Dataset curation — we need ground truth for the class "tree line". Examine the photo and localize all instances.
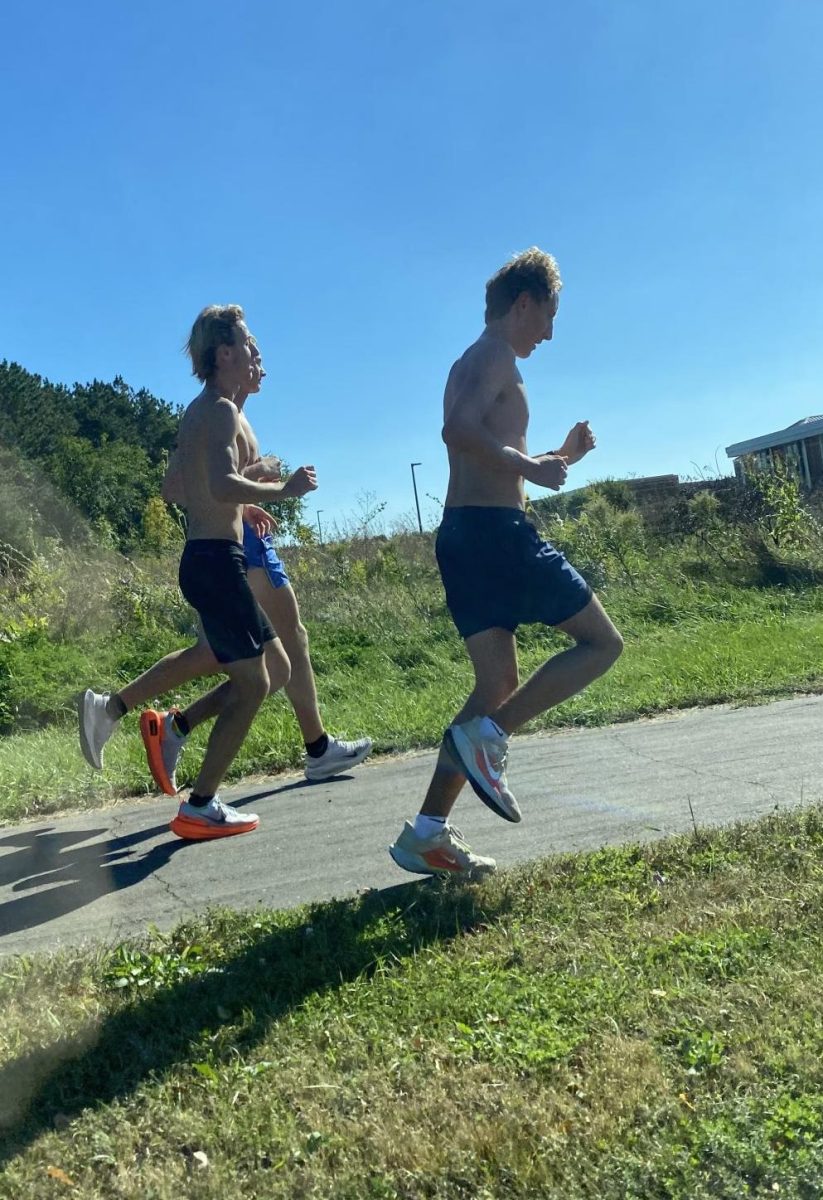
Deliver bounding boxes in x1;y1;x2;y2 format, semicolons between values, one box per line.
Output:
0;360;309;555
0;360;181;552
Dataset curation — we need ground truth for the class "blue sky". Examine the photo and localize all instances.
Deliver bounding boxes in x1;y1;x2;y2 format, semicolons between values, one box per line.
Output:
2;1;821;534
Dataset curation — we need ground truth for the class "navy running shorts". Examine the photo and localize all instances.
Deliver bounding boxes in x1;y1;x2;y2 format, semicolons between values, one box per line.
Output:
242;523;290;589
436;506;592;640
178;539;275;663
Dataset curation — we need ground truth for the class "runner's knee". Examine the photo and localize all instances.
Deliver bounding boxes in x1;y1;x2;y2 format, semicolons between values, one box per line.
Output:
602;626;624;664
569;617;623;668
589;625;623;666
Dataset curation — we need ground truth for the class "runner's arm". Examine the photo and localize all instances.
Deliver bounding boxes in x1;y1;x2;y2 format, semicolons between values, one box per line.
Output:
208;402;302;503
442;342;559;483
243;455;282;482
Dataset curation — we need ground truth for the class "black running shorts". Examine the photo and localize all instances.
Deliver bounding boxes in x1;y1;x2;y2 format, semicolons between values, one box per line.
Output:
178;539;275;663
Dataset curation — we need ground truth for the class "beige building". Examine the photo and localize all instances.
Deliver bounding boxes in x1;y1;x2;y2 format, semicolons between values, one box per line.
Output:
726;416;823;490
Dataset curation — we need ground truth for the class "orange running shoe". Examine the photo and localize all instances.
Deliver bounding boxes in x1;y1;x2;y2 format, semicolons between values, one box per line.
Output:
140;708;186;796
169;795;260;840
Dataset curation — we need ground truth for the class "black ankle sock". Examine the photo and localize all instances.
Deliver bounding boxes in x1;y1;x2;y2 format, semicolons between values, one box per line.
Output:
106;694;128;720
188;792;213;808
172;712;191;737
305;733;329;758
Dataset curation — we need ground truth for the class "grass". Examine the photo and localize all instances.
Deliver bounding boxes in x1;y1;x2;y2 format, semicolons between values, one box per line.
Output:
1;806;823;1197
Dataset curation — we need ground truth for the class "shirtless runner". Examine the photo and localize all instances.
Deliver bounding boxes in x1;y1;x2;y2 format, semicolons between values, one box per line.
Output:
390;248;624;876
79;340;369;797
81;305;317;839
137;339;372;793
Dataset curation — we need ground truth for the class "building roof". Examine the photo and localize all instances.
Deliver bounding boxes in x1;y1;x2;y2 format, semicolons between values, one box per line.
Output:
726;416;823;458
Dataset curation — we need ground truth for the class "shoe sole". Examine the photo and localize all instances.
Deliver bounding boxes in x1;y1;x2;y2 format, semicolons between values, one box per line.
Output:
140;710;177;796
304;741;373;782
170;814;259;841
78;690;102;770
443;727;522;823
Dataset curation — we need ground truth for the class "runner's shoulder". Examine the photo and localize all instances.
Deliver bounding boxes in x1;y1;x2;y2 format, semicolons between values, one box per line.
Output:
454;334;515;384
203;395;242;437
469;332;514;366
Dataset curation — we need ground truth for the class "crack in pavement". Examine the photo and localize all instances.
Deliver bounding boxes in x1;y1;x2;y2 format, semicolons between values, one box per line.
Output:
600;724;786;805
152;863;188;908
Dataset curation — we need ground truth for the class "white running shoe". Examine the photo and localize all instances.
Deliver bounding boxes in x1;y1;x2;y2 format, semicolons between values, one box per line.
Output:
304;734;373;781
78;689;118;770
170;796;260;840
444;717;521;823
389;821;496;877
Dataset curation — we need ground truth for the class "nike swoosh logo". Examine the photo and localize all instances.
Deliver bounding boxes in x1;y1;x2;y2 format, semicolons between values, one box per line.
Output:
424;850;461;871
477;746;501;783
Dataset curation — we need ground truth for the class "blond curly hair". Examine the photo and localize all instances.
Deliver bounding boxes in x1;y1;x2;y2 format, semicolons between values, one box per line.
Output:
485;248;562;322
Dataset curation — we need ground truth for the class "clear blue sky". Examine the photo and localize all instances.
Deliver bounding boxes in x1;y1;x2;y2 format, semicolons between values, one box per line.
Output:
2;1;821;534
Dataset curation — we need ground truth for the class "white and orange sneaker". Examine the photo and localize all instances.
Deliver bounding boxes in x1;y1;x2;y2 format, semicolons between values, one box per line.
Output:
170;795;259;841
389;822;496;878
444;717;521;823
140;709;187;796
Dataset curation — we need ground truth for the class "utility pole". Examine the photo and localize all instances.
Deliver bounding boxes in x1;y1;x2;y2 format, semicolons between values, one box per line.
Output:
316;510;324;544
410;462;423;534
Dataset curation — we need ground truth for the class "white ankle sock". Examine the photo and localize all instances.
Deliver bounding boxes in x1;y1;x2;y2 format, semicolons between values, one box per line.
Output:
413;814;447;839
478;715;506;740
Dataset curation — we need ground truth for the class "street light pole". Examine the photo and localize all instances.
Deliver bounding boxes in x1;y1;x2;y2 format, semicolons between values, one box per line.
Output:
410;462;423;534
316;510;324;544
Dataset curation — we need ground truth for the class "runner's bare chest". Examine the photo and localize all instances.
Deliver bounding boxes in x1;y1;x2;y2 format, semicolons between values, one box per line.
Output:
237;414;259;473
488;373;530;447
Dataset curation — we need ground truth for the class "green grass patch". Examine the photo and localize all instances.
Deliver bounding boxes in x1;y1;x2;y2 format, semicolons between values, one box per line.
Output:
1;807;823;1196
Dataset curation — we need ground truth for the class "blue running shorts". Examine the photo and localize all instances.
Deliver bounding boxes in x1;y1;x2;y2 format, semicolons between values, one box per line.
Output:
242;523;290;589
436;506;592;640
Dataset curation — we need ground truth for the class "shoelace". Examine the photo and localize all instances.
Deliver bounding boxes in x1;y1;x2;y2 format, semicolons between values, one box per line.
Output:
445;826;470;850
489;743;508;775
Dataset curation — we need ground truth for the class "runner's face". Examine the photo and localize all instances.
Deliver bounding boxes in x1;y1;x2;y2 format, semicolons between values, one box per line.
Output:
247;340;266;394
515;294;558;358
223;321;258;391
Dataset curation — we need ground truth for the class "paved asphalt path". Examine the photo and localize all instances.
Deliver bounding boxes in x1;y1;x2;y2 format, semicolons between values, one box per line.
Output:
1;695;821;957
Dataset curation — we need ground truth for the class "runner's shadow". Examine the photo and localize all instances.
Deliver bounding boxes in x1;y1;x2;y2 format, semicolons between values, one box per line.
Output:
0;824;186;940
0;874;511;1162
233;776;355;806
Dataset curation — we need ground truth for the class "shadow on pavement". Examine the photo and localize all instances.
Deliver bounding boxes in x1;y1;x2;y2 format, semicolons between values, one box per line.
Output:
0;824;187;940
0;774;358;942
233;774;355;807
0;873;512;1165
